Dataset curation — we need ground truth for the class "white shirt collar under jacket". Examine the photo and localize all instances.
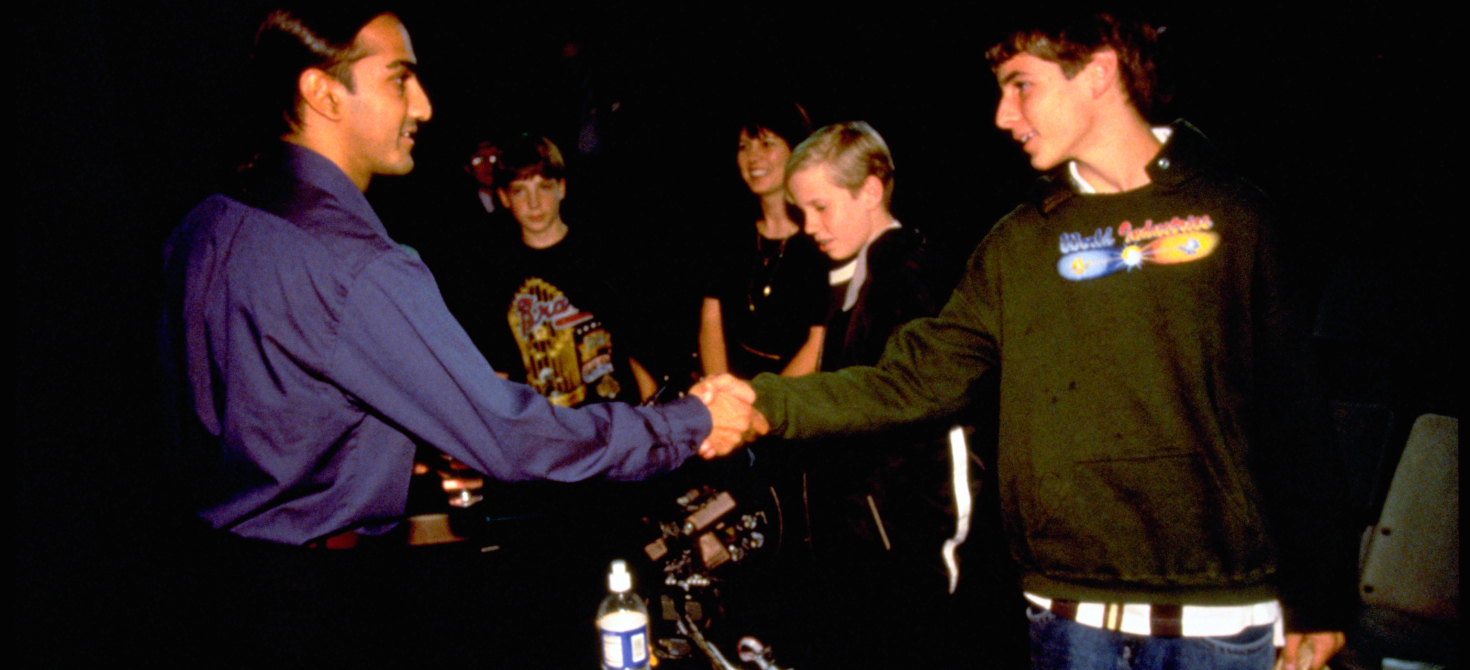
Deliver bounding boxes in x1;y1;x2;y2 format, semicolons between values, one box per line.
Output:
1067;126;1175;194
829;220;903;312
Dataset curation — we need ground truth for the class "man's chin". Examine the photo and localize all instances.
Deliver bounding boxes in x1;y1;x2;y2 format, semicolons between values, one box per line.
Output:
379;156;416;177
1028;150;1066;172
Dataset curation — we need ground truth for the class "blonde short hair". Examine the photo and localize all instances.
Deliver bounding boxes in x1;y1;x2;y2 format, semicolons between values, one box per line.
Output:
784;121;894;209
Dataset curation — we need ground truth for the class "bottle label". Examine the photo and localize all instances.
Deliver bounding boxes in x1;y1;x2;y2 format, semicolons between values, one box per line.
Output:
599;611;649;669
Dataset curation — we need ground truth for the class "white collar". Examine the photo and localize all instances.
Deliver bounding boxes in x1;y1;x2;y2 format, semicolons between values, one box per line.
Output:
1066;126;1173;194
829;220;902;312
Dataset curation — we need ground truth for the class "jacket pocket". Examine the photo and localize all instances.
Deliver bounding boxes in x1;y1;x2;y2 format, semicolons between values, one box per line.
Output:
1022;451;1275;588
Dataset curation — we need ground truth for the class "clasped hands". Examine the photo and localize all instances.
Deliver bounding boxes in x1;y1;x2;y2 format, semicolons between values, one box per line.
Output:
692;374;769;459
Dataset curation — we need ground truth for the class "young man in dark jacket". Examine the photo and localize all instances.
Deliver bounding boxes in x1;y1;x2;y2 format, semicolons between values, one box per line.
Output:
780;120;1025;667
702;11;1354;670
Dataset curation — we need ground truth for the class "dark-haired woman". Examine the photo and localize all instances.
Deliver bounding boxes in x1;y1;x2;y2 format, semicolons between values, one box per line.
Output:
699;108;828;380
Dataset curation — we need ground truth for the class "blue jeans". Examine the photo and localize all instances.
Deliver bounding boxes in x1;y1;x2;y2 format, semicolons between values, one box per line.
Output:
1028;605;1275;670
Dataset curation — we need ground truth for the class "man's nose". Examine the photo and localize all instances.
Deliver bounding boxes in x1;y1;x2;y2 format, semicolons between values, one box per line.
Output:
409;78;433;121
994;93;1016;130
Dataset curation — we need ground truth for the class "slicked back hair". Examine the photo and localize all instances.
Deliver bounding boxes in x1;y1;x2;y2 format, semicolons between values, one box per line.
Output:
984;11;1164;120
784;121;895;210
251;5;390;138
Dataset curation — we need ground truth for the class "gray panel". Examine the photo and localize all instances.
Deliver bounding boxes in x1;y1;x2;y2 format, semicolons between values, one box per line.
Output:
1360;414;1458;621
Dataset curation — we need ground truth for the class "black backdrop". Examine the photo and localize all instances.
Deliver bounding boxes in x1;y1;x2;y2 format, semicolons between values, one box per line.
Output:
19;2;1453;663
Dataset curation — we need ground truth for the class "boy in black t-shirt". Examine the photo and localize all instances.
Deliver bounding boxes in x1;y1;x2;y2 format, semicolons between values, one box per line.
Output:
475;135;655;406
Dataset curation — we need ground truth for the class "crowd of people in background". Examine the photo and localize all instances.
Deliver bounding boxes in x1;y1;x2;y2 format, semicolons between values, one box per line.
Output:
395;107;1024;666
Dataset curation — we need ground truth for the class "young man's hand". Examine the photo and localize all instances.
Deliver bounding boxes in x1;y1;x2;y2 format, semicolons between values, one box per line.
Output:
692;374;768;458
1279;631;1345;670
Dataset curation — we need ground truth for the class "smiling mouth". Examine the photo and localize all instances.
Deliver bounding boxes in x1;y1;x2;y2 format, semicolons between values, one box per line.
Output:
1018;131;1036;144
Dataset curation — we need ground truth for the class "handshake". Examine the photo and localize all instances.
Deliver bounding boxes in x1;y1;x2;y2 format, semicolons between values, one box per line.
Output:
692;374;770;459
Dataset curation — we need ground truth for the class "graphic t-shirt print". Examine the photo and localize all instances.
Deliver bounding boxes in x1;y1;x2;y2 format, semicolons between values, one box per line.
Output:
507;277;620;407
1056;214;1220;281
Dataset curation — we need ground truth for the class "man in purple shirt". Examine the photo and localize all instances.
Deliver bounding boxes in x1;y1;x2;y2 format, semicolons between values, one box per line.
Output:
160;8;754;662
164;6;749;545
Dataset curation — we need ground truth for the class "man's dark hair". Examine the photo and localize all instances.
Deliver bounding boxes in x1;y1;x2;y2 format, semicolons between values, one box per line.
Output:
736;100;813;153
250;5;390;139
985;11;1165;119
493;135;567;187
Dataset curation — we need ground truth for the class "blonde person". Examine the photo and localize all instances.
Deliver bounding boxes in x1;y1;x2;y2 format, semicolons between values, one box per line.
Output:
778;121;1023;667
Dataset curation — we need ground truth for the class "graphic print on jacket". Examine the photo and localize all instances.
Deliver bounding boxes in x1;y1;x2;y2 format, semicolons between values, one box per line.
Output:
508;276;620;406
1056;214;1219;281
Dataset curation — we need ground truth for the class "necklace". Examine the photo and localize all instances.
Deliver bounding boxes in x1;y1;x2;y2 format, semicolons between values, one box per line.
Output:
749;230;789;312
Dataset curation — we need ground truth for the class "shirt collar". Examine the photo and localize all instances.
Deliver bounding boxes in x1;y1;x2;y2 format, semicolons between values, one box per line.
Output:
830;220;902;312
274;142;391;238
1065;126;1174;194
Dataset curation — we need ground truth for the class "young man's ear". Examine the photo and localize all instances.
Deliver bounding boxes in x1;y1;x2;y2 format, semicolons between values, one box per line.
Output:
496;188;511;209
859;175;885;210
1085;49;1121;100
298;68;345;122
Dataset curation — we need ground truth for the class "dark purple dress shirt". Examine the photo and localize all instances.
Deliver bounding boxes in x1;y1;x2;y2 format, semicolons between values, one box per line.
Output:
162;143;709;545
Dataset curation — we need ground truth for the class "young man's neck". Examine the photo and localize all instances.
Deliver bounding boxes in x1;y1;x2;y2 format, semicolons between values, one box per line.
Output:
522;220;569;249
756;191;800;239
867;211;898;242
1069;113;1162;194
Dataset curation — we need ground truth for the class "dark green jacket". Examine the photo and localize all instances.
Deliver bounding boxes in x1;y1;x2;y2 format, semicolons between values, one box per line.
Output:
752;121;1354;631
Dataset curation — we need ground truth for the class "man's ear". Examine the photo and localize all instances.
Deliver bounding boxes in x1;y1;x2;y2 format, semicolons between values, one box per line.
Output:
298;68;344;122
496;188;511;209
1086;49;1121;100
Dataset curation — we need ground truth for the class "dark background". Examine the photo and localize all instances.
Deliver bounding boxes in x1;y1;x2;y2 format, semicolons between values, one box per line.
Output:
19;1;1453;663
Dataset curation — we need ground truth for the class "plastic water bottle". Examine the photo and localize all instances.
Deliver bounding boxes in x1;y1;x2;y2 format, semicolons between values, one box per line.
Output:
597;560;650;670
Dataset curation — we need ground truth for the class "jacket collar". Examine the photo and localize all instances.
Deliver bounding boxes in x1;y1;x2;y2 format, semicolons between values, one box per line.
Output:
1030;119;1216;215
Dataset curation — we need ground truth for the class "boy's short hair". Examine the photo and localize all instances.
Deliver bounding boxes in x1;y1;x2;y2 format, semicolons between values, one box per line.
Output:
735;101;813;152
984;11;1164;119
784;121;895;209
493;135;566;188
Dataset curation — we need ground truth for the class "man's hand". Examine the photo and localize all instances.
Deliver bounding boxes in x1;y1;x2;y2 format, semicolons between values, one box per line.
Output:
1279;631;1345;670
691;374;768;458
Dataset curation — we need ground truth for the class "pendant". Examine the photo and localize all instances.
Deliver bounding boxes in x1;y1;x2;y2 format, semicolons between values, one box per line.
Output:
762;285;772;297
